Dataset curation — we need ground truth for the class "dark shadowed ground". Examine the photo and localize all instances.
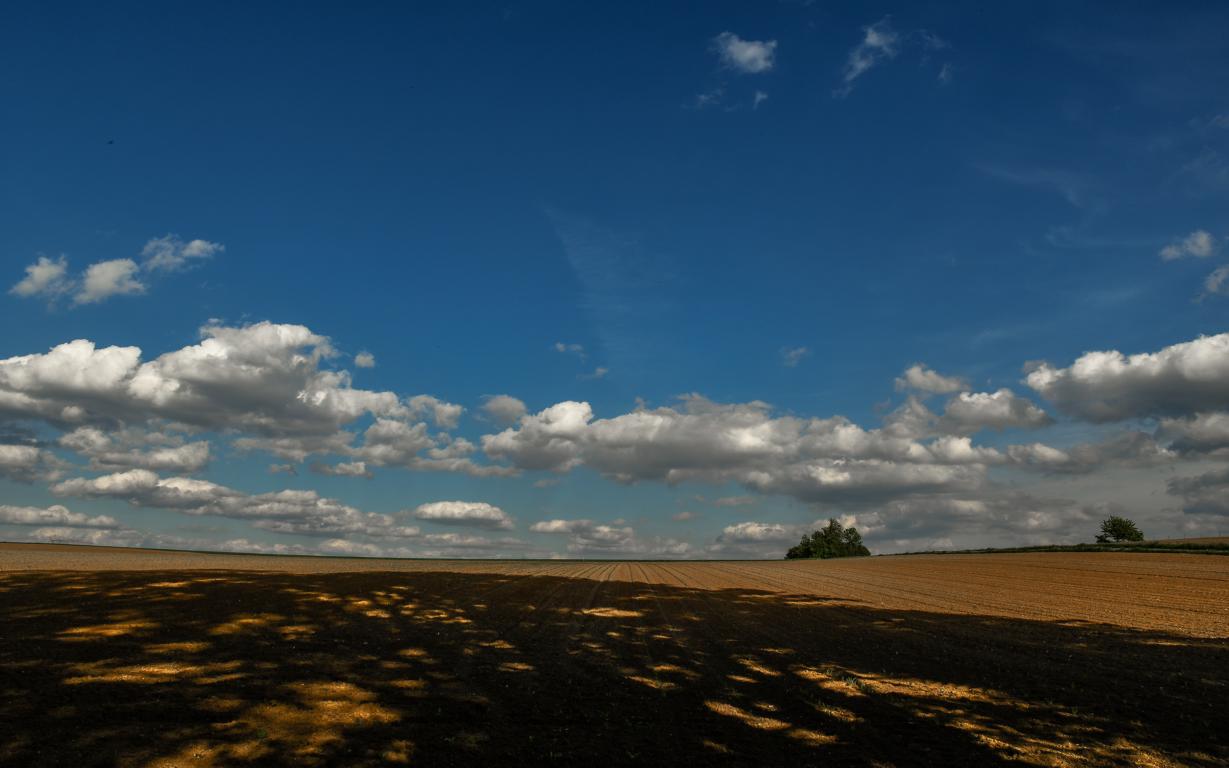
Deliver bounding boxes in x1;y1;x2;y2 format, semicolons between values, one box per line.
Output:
0;547;1226;766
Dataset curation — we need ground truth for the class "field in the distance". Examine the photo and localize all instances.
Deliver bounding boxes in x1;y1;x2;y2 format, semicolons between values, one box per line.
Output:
1;544;1226;766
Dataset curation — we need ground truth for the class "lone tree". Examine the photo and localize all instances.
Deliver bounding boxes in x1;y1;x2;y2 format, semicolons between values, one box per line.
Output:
1096;515;1144;543
786;518;871;559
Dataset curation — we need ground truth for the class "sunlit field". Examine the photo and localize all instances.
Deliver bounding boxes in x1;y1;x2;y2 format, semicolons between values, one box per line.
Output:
2;544;1225;766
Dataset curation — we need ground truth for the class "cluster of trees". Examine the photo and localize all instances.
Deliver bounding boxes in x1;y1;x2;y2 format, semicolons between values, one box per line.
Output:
1096;515;1144;543
786;519;870;559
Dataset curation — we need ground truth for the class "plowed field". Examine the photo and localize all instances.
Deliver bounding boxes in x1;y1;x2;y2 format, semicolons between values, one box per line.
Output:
1;544;1226;766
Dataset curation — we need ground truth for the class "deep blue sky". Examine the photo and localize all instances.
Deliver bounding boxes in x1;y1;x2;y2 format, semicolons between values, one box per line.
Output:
2;2;1228;557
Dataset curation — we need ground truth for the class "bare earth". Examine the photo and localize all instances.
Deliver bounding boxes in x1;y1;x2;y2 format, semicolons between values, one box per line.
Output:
1;544;1226;766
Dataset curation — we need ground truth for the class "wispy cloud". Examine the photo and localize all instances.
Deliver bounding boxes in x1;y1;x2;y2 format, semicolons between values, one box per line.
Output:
836;18;899;96
835;18;954;97
1159;229;1217;260
780;346;810;367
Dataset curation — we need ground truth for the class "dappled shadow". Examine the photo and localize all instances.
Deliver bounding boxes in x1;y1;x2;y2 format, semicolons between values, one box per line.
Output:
1;567;1226;766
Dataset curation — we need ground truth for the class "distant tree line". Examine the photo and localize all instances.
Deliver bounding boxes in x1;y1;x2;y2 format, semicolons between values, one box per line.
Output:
786;519;871;559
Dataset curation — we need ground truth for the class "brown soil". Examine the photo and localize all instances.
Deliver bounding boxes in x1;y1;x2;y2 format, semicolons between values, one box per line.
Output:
1;543;1226;766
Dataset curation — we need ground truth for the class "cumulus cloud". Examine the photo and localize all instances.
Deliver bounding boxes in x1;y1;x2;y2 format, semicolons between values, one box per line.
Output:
413;501;513;530
781;346;810;367
58;427;210;473
74;259;144;304
0;504;117;528
712;32;777;74
530;517;688;557
24;526;150;548
1158;412;1229;456
895;364;967;394
10;256;71;299
1159;230;1217;260
0;443;64;483
12;235;224;308
483;395;999;506
1006;431;1173;474
480;395;527;426
938;389;1053;434
140;235;224;272
408;395;463;429
0;321;504;477
354;351;376;368
51;469;421;539
1026;333;1229;422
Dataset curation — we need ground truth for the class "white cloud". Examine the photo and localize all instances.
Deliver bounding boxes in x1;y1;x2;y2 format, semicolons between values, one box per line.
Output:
938;389;1053;434
719;521;795;542
483;396;996;505
141;234;225;272
713;495;757;507
12;235;223;308
530;519;594;533
74;259;144;305
753;90;769;109
10;255;70;298
895;364;967;394
354;351;376;368
1159;229;1217;260
839;18;899;92
1026;332;1229;422
413;501;513;530
712;32;777;74
579;366;609;380
0;321;505;477
0;503;117;528
481;395;527;426
781;346;810;367
554;342;585;357
938;63;953;84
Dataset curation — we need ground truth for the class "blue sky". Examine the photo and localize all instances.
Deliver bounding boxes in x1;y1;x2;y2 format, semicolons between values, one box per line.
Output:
2;2;1228;557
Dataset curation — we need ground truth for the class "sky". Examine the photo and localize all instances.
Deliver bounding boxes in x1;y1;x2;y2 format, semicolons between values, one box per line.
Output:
2;1;1229;558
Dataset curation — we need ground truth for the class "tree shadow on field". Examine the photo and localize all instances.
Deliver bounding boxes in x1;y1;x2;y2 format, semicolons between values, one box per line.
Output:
0;568;1225;767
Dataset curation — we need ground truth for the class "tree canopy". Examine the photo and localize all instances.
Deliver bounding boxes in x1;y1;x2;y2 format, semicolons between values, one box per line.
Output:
786;519;871;559
1095;515;1144;543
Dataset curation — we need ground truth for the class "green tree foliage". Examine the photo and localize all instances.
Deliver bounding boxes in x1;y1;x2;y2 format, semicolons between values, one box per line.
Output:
1095;515;1144;543
786;518;871;559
